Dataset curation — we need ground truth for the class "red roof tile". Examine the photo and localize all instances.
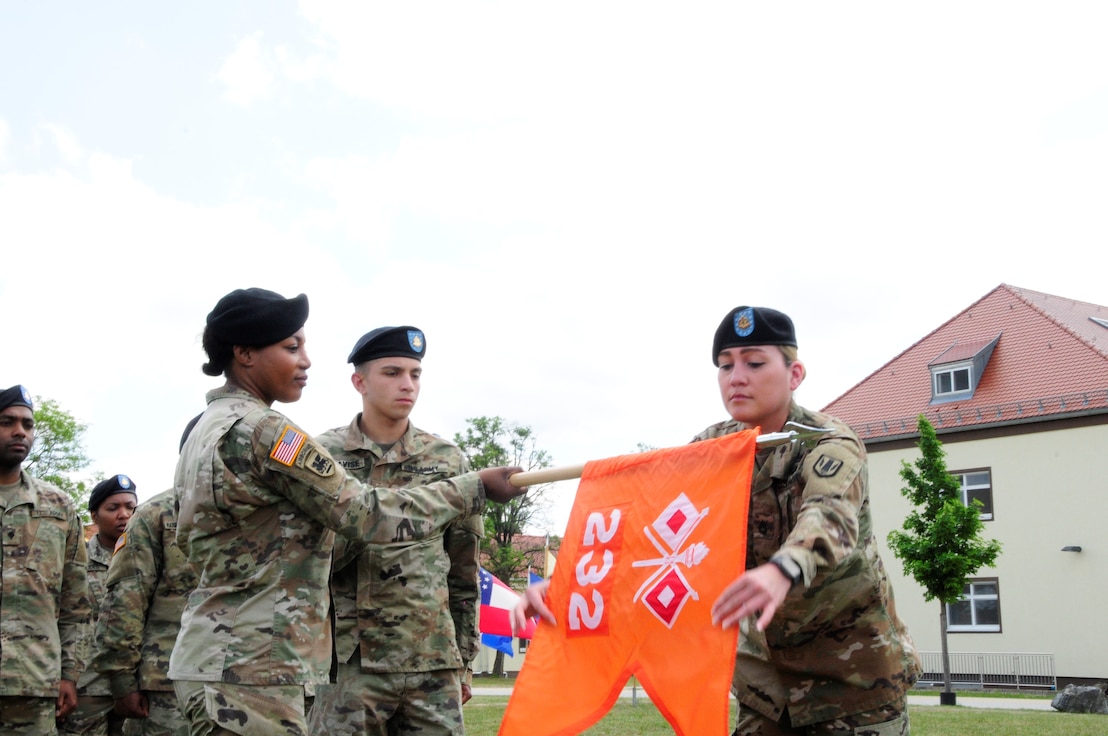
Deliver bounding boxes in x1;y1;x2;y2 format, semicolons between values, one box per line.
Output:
822;284;1108;440
927;335;1000;366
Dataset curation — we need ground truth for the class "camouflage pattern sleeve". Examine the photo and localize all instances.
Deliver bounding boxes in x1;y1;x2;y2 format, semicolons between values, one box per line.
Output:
251;415;486;544
330;523;356;573
443;450;482;667
93;500;164;698
779;419;866;582
445;514;483;667
59;501;93;684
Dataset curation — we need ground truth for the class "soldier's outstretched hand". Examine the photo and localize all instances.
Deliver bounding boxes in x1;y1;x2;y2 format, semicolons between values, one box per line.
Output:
478;467;527;504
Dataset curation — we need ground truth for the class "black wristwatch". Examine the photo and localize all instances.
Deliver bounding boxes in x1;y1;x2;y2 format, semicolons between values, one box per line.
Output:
769;554;803;589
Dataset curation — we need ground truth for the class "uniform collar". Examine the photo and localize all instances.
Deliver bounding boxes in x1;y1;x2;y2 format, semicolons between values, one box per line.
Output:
343;414;421;460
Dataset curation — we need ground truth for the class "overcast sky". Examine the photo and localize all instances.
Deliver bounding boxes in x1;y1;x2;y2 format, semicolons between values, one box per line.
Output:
3;2;1106;534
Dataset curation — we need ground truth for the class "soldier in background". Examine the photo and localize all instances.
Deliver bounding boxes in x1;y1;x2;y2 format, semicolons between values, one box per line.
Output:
60;475;138;736
91;417;201;736
309;327;482;736
0;385;92;735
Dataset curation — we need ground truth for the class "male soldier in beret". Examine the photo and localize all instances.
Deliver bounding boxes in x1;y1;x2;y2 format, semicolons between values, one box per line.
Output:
0;386;92;735
309;327;482;736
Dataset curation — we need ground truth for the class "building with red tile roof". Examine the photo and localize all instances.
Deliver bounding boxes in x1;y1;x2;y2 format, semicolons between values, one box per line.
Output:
825;284;1108;442
823;284;1107;687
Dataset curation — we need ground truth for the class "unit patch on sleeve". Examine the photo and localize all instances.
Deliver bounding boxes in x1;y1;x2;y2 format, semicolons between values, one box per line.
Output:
813;454;844;478
301;446;336;477
270;425;307;466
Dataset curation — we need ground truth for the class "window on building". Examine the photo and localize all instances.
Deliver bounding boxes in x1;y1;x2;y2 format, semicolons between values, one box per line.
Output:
932;363;972;398
947;579;1001;633
518;638;529;653
927;335;999;404
953;469;993;520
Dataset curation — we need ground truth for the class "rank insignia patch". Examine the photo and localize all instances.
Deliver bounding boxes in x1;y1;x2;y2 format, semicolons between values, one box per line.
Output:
270;425;307;466
813;454;843;478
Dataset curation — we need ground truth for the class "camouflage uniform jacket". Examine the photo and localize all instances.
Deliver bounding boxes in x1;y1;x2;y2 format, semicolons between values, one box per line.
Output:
169;386;485;685
92;489;198;698
74;534;116;697
692;403;920;727
0;472;92;696
320;416;483;673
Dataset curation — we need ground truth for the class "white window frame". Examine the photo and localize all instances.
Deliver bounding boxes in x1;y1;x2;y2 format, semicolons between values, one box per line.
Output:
932;362;973;398
946;579;1001;633
954;469;993;521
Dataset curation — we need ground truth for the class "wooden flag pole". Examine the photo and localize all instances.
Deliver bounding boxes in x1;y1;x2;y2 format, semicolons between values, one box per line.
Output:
507;422;831;488
508;464;586;488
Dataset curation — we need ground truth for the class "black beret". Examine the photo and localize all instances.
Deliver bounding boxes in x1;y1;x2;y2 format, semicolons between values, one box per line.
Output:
89;474;137;511
206;288;309;347
0;385;34;412
712;306;797;366
348;326;426;365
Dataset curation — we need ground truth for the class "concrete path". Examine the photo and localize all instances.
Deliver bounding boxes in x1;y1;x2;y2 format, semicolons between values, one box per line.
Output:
473;687;1055;711
908;694;1054;710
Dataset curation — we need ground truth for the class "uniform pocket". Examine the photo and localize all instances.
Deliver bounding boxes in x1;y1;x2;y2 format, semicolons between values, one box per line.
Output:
201;683;306;736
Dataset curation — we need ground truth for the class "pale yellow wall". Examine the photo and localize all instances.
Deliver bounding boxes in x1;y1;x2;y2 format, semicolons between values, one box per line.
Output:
867;422;1108;681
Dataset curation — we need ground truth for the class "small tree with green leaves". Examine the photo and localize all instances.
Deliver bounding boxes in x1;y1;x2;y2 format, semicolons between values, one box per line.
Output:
25;396;99;521
887;415;1001;702
454;416;553;674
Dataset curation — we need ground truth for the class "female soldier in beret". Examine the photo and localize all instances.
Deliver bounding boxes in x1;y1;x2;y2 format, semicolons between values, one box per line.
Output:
515;306;919;736
60;475;138;736
170;288;525;736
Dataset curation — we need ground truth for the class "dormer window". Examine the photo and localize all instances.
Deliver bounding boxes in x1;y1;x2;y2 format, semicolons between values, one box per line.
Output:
928;334;1000;404
933;363;972;397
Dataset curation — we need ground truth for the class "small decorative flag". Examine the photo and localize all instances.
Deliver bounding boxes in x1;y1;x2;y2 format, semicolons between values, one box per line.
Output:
479;567;537;641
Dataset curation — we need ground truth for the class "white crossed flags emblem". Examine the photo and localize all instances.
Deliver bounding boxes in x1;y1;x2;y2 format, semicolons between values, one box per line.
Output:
631;493;710;628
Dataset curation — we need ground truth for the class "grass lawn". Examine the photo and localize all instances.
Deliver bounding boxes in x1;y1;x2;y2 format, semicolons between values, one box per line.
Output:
463;695;1106;736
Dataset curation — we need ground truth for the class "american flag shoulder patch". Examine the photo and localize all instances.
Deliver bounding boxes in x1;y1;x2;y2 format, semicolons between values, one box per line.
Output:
113;532;127;554
270;425;307;466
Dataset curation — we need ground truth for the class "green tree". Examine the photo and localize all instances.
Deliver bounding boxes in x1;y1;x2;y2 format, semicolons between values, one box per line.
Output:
454;416;554;674
887;415;1001;704
25;396;98;521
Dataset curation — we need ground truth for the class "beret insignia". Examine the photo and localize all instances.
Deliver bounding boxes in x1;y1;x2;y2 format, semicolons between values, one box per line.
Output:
735;307;755;337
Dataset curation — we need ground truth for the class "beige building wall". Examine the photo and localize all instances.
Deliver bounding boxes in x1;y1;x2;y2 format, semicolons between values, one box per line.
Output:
866;422;1108;681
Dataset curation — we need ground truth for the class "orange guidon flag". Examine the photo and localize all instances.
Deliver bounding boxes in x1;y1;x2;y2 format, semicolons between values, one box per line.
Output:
499;430;756;736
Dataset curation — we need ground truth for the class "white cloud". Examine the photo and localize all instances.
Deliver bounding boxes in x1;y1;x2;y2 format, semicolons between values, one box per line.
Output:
217;32;276;107
7;2;1108;535
0;118;8;163
42;123;83;166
